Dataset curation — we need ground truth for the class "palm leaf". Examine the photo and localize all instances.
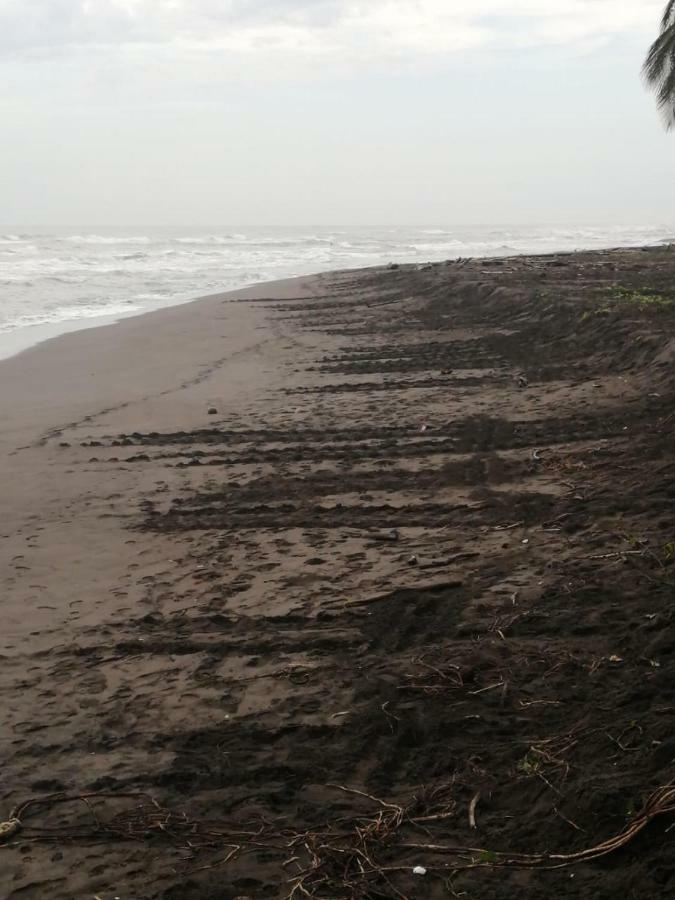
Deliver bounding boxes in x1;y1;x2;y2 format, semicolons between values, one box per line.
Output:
662;0;675;29
644;1;675;128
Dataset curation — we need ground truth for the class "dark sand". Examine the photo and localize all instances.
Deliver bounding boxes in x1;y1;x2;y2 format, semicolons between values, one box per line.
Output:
1;248;675;898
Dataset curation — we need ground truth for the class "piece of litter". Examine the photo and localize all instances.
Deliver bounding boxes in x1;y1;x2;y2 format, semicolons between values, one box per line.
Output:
0;818;21;841
413;866;427;876
420;424;428;433
609;655;623;663
522;539;529;545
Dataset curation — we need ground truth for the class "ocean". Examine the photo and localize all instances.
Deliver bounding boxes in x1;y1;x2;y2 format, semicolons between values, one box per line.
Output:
1;224;673;357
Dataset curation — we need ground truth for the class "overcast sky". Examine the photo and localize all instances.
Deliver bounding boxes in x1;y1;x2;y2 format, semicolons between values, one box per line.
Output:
1;0;673;226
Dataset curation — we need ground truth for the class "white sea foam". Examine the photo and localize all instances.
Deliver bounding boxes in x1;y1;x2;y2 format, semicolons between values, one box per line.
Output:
0;302;143;334
0;224;672;343
64;234;153;244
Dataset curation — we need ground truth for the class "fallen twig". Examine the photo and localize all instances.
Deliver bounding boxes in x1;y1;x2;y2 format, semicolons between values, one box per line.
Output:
4;777;675;893
469;680;505;696
468;793;480;830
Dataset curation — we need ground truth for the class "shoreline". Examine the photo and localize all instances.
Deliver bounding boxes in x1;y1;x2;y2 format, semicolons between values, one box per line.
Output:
1;245;674;899
2;239;672;363
0;275;302;363
0;273;320;451
0;308;142;362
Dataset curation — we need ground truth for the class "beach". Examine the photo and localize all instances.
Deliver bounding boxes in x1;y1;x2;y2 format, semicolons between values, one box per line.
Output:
1;247;675;898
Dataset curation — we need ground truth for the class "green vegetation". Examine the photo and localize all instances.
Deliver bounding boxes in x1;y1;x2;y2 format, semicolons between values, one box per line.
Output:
517;751;541;776
644;2;675;129
581;285;675;321
612;286;675;310
580;306;611;322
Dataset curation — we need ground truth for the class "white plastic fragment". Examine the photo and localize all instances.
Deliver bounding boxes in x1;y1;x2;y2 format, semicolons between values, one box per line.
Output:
413;866;427;876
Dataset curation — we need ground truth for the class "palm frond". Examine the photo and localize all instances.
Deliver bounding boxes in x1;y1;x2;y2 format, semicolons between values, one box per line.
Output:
662;0;675;29
643;2;675;129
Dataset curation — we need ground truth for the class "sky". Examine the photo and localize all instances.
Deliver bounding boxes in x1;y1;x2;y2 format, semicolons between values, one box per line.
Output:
1;0;674;226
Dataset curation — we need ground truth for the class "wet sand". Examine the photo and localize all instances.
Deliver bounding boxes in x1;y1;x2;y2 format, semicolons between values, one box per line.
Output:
1;248;675;898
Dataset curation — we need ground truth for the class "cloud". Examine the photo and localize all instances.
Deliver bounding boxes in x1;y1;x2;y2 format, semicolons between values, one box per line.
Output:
0;0;666;64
